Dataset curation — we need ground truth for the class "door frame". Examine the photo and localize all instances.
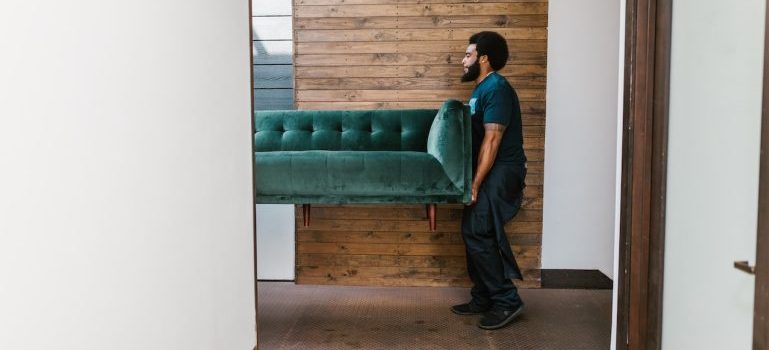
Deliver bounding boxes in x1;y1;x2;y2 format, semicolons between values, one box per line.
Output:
619;1;769;348
754;1;769;347
247;0;675;349
616;0;671;348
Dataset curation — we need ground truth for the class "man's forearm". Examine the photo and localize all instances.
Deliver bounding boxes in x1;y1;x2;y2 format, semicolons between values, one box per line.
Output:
469;124;505;203
473;140;498;190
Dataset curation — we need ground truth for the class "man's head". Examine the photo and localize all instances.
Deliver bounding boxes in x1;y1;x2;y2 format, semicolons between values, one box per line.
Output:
461;31;509;82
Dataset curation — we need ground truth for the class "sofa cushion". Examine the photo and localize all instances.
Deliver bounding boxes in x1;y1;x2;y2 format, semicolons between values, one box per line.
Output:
254;110;436;152
255;151;458;199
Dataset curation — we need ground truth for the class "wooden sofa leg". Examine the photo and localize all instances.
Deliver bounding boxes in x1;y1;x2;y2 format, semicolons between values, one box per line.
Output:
302;204;311;227
427;204;436;231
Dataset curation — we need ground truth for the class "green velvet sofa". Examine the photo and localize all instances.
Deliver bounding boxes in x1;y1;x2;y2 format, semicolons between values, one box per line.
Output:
253;99;471;230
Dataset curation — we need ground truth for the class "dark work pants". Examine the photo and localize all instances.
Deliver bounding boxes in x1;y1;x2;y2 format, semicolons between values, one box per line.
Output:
461;164;525;311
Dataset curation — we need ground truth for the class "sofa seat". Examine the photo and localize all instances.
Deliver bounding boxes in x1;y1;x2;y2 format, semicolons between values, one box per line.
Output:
256;150;459;204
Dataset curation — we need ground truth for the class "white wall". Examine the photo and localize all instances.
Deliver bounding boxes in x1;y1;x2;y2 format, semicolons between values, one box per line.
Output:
0;1;256;349
543;0;622;279
662;1;765;349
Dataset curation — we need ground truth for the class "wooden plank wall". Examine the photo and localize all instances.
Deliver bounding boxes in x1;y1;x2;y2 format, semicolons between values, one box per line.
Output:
293;0;547;288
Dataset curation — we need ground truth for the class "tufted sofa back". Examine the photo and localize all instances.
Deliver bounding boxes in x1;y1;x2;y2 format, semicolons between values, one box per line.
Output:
254;109;438;152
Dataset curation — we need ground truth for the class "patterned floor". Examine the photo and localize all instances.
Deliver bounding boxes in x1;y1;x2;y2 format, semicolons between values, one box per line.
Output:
257;282;612;350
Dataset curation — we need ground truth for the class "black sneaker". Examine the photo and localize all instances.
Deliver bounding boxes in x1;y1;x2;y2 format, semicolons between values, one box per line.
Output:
478;303;524;330
450;301;491;315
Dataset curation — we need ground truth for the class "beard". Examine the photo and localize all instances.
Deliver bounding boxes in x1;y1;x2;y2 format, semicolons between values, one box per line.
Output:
461;61;481;82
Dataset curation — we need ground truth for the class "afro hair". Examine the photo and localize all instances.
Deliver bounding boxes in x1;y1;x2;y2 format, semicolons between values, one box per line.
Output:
469;31;509;71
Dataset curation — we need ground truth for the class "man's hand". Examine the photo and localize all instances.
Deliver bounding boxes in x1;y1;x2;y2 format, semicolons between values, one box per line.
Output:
470;183;479;205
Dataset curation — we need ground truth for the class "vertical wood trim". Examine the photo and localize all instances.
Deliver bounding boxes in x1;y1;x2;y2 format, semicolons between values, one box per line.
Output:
617;1;635;343
753;2;769;347
630;0;653;343
617;0;670;349
647;0;671;348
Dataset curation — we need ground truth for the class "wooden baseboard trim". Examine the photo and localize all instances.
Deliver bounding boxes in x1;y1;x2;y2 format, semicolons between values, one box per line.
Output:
541;269;613;290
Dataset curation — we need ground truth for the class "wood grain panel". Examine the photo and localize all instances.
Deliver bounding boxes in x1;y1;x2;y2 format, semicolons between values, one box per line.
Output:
297;0;546;5
295;52;469;66
295;275;540;288
295;76;545;90
295;28;547;42
296;231;542;246
294;3;548;17
293;0;548;288
306;266;542;280
297;254;464;268
296;88;545;102
295;266;541;283
525;163;544;176
294;64;546;78
303;206;543;221
296;266;468;279
296;212;542;226
296;253;540;269
521;196;543;209
297;231;455;244
296;40;547;54
297;216;544;234
295;100;545;114
296;241;541;257
295;15;548;30
522;114;546;126
524;126;546;137
523;136;545;149
295;51;545;66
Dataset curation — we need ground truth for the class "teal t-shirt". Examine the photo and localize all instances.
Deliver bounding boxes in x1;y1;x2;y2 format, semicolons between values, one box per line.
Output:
467;72;527;165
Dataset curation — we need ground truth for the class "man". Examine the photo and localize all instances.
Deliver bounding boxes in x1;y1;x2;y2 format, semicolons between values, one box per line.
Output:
450;31;527;330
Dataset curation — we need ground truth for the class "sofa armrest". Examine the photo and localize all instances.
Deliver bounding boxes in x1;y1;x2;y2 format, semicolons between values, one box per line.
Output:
426;99;472;204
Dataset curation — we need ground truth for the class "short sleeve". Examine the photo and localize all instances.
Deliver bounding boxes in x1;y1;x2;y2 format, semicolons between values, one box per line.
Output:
481;85;513;126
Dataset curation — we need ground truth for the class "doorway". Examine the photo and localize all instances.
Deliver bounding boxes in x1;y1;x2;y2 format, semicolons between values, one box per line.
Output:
251;0;674;349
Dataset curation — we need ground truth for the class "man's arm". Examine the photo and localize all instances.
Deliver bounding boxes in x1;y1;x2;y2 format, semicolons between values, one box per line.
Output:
470;123;506;204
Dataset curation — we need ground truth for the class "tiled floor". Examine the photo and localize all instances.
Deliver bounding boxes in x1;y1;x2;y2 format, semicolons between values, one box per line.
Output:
257;282;612;349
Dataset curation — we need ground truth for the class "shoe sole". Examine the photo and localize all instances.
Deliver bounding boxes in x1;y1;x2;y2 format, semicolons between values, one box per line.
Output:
450;307;488;316
477;305;524;330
